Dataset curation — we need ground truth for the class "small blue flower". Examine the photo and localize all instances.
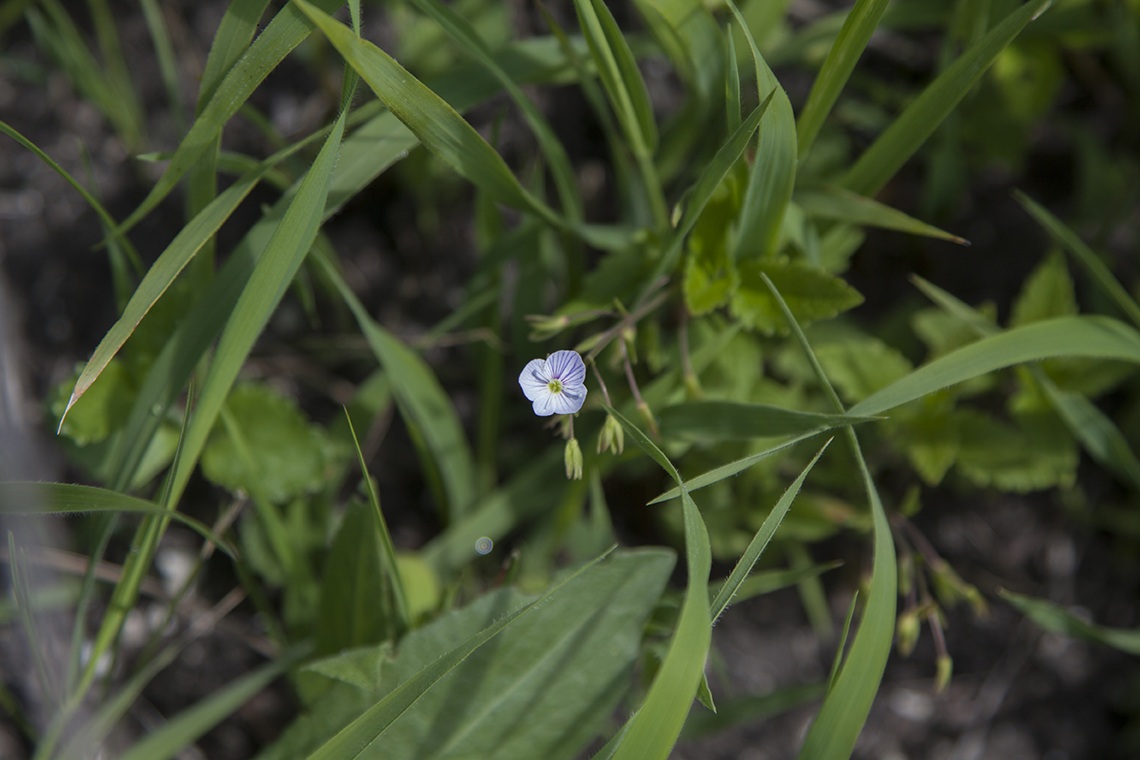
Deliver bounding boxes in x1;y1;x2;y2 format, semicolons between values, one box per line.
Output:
519;350;587;416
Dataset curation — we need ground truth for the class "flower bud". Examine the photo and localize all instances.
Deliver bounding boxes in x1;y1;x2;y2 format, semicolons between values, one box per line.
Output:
896;609;921;657
935;654;953;693
564;437;584;480
597;413;625;456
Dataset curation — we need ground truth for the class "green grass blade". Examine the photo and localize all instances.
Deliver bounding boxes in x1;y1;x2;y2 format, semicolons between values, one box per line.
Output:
62;150;297;420
795;185;968;244
607;408;712;760
841;0;1051;196
850;315;1140;418
0;119;141;273
163;107;348;507
0;483;233;554
1000;590;1140;656
710;441;831;622
81;108;349;704
757;277;896;759
296;0;559;225
116;0;344;237
646;92;774;289
41;647;180;760
650;430;823;504
196;0;272;107
632;0;723;120
317;255;477;522
796;0;890;156
573;0;657;155
408;0;582;222
725;0;797;261
571;0;667;227
1014;190;1140;329
139;0;186;131
343;410;411;632
117;650;302;760
659;400;874;441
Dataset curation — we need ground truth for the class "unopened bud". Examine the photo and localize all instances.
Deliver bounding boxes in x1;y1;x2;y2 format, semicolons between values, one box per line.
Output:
897;609;921;657
564;437;583;480
935;654;953;693
597;413;625;455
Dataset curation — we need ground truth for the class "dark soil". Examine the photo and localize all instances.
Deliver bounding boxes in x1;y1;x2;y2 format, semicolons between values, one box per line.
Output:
2;2;1138;759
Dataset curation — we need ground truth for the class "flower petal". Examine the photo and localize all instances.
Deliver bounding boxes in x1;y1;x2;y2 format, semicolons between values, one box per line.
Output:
547;385;587;415
546;350;586;389
518;358;551;401
531;390;558;416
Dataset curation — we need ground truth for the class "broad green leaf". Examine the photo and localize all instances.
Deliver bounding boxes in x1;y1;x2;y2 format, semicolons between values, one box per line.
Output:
1015;190;1140;329
316;501;389;656
913;275;1140;491
1010;251;1077;326
955;409;1077;491
710;441;831;622
607;409;711;760
795;185;967;244
117;0;345;235
0;482;231;553
296;0;557;224
317;255;476;522
117;652;301;760
730;259;864;334
682;173;742;315
659;401;874;441
814;337;913;403
796;0;890;154
307;549;673;759
841;0;1052;196
725;0;797;261
850;316;1140;418
200;383;329;504
1001;590;1140;656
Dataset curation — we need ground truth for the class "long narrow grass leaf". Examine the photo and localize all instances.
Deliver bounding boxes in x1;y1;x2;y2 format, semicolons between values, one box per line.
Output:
116;0;344;236
758;277;896;759
841;0;1051;196
710;441;831;622
850;316;1140;418
0;483;232;554
796;0;890;155
296;0;558;224
607;408;711;760
796;185;967;244
118;650;302;760
1000;590;1140;655
317;254;477;521
1014;190;1140;329
725;0;797;261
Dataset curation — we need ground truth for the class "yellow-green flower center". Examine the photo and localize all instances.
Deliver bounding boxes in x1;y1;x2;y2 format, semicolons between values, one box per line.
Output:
547;379;563;394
